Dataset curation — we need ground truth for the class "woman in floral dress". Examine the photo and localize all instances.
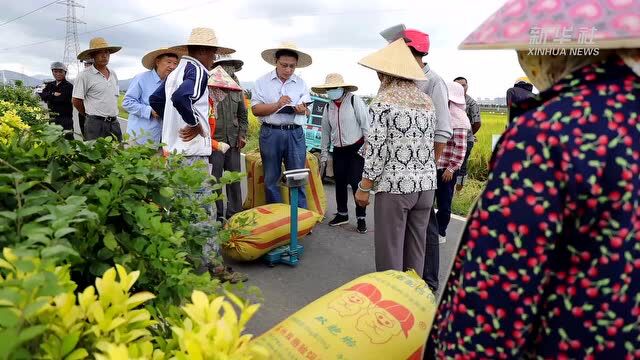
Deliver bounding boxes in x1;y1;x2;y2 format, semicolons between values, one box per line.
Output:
428;0;640;358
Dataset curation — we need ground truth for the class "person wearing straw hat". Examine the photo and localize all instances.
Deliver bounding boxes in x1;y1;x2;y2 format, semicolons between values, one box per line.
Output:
427;1;640;358
149;28;247;284
122;46;183;146
251;42;313;208
40;61;74;139
207;66;248;223
354;39;438;278
312;73;370;233
72;37;122;141
214;56;244;84
434;81;470;244
381;25;453;293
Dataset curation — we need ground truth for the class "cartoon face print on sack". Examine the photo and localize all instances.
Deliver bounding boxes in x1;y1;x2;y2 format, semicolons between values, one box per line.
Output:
355;300;415;344
328;283;382;317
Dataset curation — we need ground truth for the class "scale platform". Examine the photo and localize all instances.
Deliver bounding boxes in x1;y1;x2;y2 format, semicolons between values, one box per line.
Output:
263;244;305;267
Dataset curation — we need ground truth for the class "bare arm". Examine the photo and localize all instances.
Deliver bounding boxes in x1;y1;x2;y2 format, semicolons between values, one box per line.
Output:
472;122;481;134
72;98;85;115
435;142;446;162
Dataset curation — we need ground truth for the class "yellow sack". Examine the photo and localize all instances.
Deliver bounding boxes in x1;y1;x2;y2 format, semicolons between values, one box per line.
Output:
254;270;437;360
222;203;322;262
243;151;327;217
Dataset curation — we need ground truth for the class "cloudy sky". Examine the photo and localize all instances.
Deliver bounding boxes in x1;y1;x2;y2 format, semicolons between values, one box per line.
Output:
0;0;527;98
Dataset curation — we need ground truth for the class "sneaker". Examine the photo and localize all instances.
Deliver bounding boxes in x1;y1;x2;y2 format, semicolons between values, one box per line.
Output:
439;235;447;244
329;214;349;227
357;219;367;234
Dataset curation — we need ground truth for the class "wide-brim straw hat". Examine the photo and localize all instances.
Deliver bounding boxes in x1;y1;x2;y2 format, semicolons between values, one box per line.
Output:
261;42;312;68
459;0;640;50
77;37;122;60
213;57;244;71
208;66;242;91
358;39;427;81
178;27;235;55
141;46;187;70
312;73;358;94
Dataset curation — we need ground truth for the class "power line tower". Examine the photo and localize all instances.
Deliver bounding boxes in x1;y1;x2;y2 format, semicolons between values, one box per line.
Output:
57;0;85;75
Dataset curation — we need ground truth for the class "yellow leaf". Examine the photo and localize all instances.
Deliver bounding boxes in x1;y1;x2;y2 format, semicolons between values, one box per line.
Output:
125;292;155;310
0;259;14;271
2;248;17;263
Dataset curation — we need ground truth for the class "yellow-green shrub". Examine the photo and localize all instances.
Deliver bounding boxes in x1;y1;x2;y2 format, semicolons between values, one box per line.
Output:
0;248;267;360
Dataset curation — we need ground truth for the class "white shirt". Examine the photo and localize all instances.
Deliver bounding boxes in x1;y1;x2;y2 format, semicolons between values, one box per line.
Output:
251;70;311;126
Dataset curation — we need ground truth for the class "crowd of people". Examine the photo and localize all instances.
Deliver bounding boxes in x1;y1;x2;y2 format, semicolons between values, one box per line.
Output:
37;0;640;355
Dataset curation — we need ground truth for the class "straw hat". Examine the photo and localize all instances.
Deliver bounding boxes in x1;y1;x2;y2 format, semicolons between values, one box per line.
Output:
207;66;242;91
514;76;531;84
358;39;427;81
77;37;121;60
312;73;358;94
261;42;312;68
459;0;640;50
178;27;235;55
446;81;466;105
214;56;244;71
141;46;187;70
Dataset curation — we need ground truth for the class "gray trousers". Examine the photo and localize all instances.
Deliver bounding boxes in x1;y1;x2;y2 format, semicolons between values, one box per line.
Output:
85;115;122;141
209;147;242;220
374;190;435;277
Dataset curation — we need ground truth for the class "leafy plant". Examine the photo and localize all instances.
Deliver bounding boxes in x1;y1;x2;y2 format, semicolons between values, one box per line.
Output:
0;111;247;309
0;249;267;360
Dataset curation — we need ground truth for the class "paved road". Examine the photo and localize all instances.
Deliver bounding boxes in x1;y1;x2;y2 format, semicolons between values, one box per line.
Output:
228;184;466;336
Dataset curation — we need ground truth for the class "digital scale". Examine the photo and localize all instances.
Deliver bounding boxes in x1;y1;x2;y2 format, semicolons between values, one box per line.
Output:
263;168;311;267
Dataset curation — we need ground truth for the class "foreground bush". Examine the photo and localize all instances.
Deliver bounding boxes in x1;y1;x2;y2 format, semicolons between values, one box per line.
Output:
0;248;267;360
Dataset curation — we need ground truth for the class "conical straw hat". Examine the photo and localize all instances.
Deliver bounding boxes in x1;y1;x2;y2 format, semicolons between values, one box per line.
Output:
207;66;242;91
261;41;312;68
358;39;426;81
311;73;358;94
77;37;121;60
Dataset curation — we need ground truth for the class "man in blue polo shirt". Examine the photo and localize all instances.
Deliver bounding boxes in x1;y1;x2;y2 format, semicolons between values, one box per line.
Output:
251;42;313;208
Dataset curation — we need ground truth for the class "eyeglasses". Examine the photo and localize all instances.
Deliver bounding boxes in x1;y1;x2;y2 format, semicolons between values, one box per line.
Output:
277;61;297;69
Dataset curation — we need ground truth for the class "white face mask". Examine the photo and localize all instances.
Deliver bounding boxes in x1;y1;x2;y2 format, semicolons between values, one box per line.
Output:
327;88;345;100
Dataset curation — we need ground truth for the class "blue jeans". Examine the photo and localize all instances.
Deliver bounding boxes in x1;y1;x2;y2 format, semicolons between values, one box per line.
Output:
259;125;307;209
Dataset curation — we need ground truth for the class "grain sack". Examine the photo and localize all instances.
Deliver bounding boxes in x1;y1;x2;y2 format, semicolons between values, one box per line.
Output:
243;151;327;217
254;270;437;360
222;203;322;262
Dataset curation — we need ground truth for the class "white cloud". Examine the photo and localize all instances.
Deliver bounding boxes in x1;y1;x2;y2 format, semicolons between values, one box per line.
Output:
0;0;527;97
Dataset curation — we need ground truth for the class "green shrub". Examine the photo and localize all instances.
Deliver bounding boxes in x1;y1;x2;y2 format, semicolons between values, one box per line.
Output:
0;117;244;309
0;248;267;360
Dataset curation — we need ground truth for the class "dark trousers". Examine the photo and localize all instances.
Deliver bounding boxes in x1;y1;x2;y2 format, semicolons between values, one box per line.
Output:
423;207;440;291
210;147;242;220
259;126;307;209
53;115;74;140
332;141;366;218
435;169;457;237
85;115;122;142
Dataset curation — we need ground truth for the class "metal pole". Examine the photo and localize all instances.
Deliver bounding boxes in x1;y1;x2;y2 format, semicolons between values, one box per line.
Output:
289;186;299;264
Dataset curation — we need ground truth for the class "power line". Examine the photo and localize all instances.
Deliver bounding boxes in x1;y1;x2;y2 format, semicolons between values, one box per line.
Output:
0;0;60;28
0;4;409;52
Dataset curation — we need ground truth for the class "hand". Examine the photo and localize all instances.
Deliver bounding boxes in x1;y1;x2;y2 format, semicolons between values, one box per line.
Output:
319;160;327;177
276;96;292;108
355;189;370;208
294;104;308;115
237;136;246;149
179;123;205;142
442;169;454;183
53;92;61;96
151;109;159;119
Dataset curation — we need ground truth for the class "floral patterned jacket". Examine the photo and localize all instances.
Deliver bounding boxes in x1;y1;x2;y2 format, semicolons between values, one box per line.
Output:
430;56;640;359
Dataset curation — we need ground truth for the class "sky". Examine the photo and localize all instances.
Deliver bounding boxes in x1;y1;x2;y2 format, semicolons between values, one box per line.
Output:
0;0;528;98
